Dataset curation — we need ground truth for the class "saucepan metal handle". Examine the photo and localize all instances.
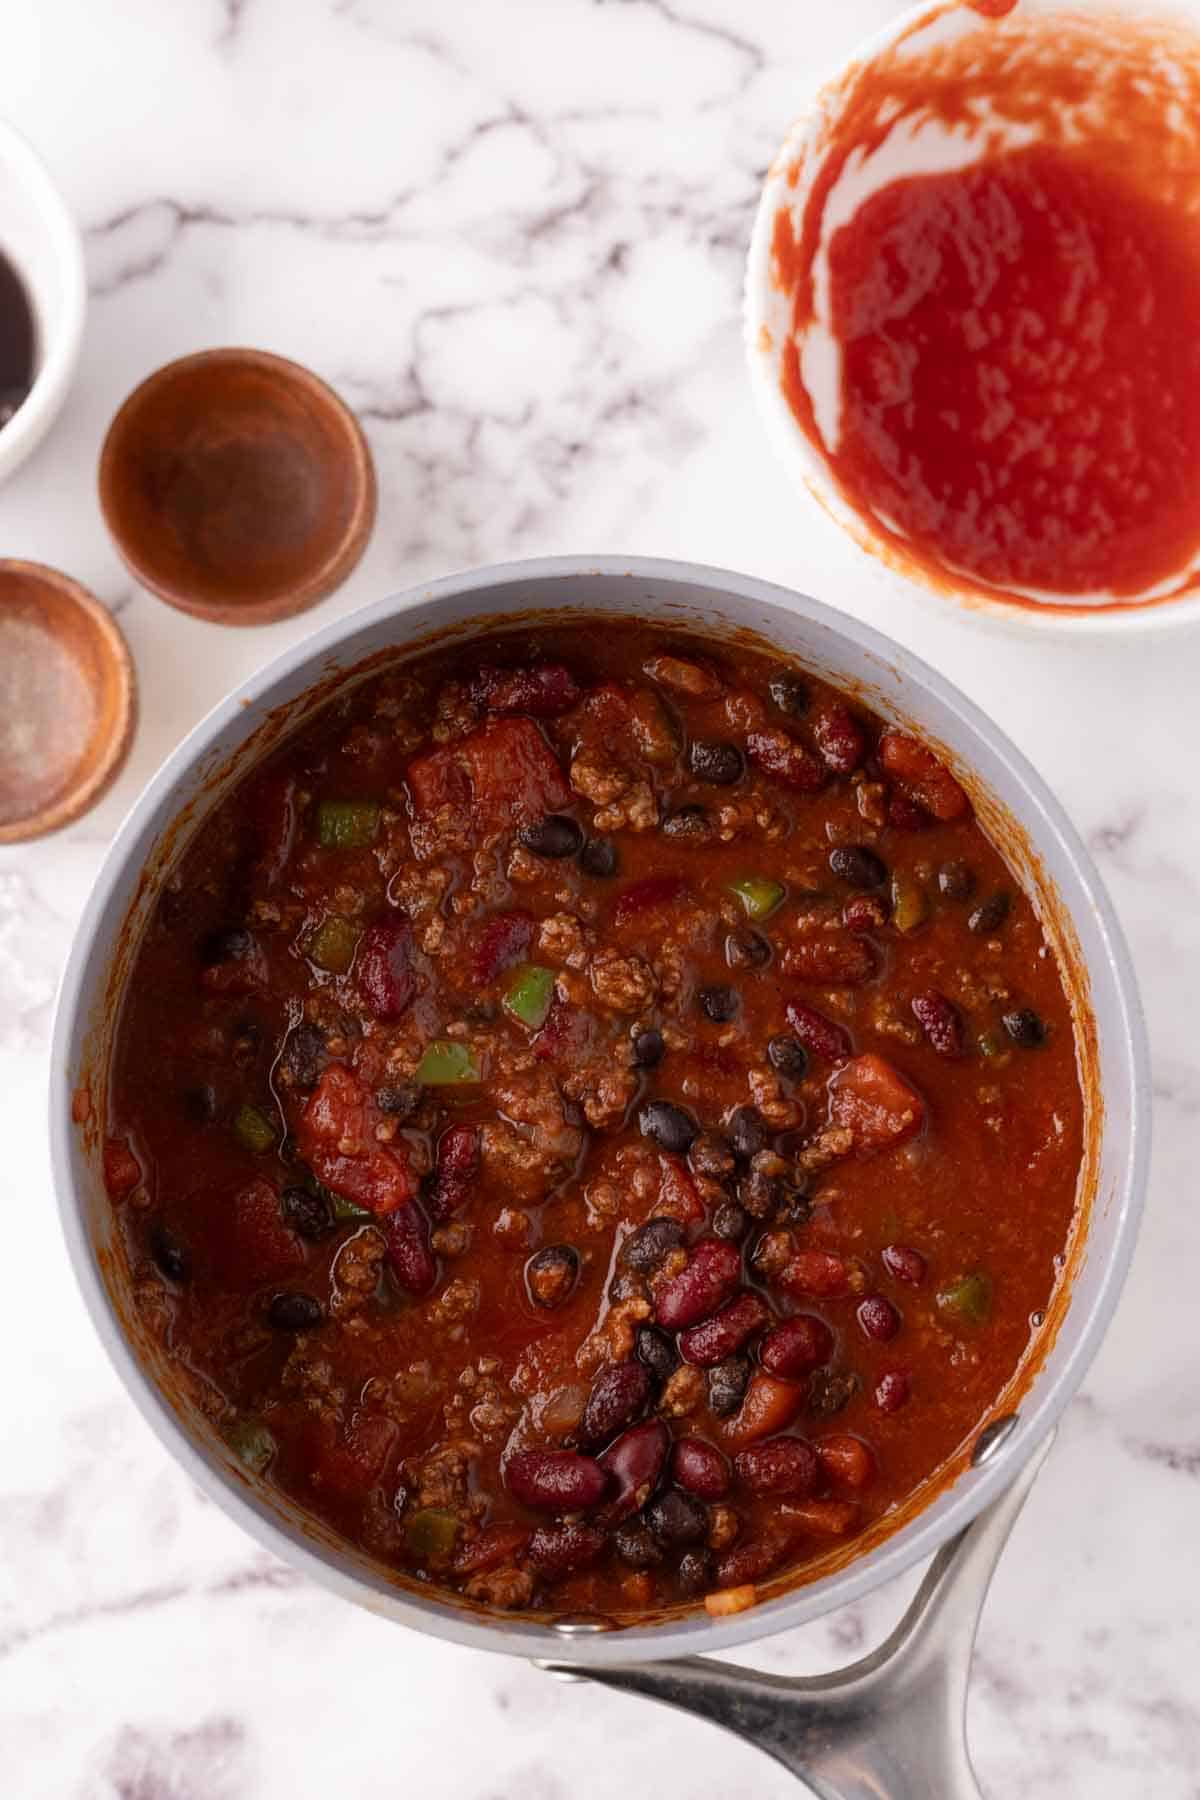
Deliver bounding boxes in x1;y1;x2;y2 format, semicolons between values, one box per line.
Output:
540;1431;1055;1800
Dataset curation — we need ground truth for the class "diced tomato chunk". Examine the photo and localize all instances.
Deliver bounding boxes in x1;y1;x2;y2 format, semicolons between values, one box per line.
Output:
407;718;571;854
296;1065;414;1214
655;1154;706;1224
828;1053;925;1156
776;1249;850;1298
782;934;877;986
227;1177;306;1283
103;1137;141;1198
720;1373;804;1448
879;732;970;822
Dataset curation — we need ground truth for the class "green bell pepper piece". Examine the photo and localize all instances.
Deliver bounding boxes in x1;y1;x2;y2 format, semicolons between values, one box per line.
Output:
414;1039;482;1086
502;963;556;1031
316;799;380;850
306;915;360;974
890;872;930;935
234;1103;276;1155
404;1508;461;1563
330;1189;372;1222
936;1271;993;1326
223;1417;277;1473
728;876;786;921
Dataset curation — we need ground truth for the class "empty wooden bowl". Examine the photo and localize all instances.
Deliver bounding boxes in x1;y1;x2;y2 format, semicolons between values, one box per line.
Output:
98;348;376;626
0;560;136;842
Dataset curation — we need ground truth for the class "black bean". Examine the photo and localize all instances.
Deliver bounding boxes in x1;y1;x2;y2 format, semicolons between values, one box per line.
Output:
268;1291;324;1331
968;891;1010;934
662;805;712;843
631;1028;665;1070
281;1184;336;1240
579;837;618;878
728;1106;768;1163
807;1368;861;1417
725;929;772;971
519;814;584;859
938;859;975;902
737;1170;780;1218
829;846;887;890
148;1222;190;1283
200;925;253;965
699;985;739;1024
1002;1008;1046;1049
767;1034;809;1080
690;1132;736;1182
636;1324;679;1385
376;1082;420;1119
676;1548;715;1597
622;1217;686;1274
279;1023;325;1093
768;672;810;718
774;1188;813;1228
526;1244;580;1309
181;1083;220;1124
688;741;744;786
638;1099;698;1155
712;1202;750;1242
646;1488;708;1547
707;1356;751;1417
614;1519;664;1568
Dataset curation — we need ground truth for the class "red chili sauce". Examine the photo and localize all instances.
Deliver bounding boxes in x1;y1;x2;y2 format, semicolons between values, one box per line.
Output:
775;5;1200;606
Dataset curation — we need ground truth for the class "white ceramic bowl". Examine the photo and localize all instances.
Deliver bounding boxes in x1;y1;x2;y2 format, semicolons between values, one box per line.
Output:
50;556;1148;1665
744;0;1200;636
0;119;86;483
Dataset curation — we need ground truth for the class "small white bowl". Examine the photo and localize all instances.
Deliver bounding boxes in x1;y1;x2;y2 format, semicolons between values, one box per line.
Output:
0;119;86;484
744;0;1200;636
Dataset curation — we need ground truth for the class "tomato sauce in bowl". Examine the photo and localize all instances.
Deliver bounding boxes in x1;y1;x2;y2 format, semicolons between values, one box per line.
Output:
751;0;1200;625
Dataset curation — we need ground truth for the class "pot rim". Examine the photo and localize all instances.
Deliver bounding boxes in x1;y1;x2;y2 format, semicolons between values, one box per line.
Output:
48;552;1150;1665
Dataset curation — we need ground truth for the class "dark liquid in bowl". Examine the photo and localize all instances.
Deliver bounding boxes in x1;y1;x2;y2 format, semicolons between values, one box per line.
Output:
0;248;36;429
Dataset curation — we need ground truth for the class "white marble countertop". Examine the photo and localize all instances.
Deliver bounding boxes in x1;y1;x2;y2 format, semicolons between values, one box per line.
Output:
3;2;1198;1794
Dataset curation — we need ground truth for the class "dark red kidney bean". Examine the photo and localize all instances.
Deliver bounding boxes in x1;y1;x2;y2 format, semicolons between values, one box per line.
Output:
716;1526;793;1589
875;1369;911;1413
471;661;581;718
655;1238;743;1330
384;1200;437;1294
580;1360;651;1449
746;729;826;793
426;1122;480;1222
858;1296;901;1342
677;1548;716;1597
621;1217;686;1273
525;1244;580;1310
506;1449;609;1512
357;913;416;1021
678;1290;767;1366
671;1437;731;1500
785;997;852;1061
759;1314;835;1378
828;845;886;889
843;894;888;934
777;1250;851;1299
882;1244;926;1286
888;791;932;831
733;1435;819;1498
812;702;866;774
911;989;964;1057
598;1419;670;1520
473;910;535;983
646;1488;709;1547
526;1520;607;1577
